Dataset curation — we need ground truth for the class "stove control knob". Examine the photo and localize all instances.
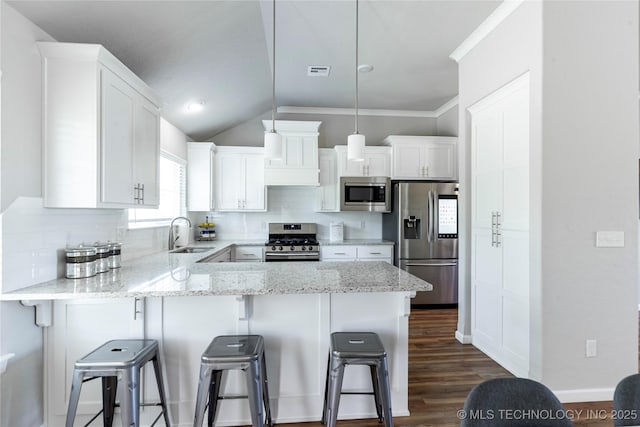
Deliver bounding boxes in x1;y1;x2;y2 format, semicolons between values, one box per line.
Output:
290;245;295;251
278;246;283;251
271;246;276;251
302;246;306;251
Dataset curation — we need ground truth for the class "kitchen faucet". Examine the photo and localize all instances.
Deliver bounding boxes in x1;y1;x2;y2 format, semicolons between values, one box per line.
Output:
168;216;192;250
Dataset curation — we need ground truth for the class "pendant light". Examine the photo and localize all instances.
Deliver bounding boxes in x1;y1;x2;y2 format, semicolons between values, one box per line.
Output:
264;0;282;159
347;0;365;162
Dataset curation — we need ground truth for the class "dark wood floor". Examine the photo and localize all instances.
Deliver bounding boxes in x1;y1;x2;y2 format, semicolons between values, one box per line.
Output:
280;308;612;427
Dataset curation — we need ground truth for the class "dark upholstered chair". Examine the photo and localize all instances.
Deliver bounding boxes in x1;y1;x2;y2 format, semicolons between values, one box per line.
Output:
613;373;640;426
460;378;573;427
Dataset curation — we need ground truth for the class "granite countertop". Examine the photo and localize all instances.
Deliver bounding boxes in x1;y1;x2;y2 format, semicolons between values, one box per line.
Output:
0;242;430;301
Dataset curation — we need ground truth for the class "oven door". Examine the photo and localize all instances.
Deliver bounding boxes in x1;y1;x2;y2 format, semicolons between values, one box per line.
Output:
264;252;320;262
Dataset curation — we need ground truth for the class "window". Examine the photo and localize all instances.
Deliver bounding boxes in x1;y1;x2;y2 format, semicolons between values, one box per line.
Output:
128;152;186;227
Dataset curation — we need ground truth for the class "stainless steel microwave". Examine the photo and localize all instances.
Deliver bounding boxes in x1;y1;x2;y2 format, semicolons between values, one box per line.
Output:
340;176;391;213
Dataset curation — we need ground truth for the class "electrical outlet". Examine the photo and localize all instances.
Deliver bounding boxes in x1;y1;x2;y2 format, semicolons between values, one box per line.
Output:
586;339;597;358
116;226;126;241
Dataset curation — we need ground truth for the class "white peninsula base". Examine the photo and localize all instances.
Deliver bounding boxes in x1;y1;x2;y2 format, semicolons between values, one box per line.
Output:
44;292;413;426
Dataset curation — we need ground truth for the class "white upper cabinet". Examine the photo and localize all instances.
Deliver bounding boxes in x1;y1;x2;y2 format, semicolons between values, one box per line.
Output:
316;148;339;212
384;135;457;180
334;146;391;177
187;142;216;212
39;42;161;208
262;120;320;186
215;147;266;211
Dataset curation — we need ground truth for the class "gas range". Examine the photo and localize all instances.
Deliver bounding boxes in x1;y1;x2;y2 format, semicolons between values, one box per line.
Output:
264;223;320;262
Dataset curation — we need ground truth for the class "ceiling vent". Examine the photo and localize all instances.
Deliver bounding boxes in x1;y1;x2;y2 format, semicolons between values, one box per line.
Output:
307;66;331;77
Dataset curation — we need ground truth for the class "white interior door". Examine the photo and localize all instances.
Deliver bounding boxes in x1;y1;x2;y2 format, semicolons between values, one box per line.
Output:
469;73;530;377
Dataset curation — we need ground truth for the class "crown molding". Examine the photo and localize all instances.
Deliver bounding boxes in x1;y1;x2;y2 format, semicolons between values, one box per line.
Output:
449;0;525;63
434;96;459;116
278;97;460;119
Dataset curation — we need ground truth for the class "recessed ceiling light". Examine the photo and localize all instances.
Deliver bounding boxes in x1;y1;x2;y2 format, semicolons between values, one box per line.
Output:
358;64;374;73
186;101;205;113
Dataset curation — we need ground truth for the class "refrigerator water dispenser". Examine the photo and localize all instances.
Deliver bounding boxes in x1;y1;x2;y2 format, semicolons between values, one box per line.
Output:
403;217;421;239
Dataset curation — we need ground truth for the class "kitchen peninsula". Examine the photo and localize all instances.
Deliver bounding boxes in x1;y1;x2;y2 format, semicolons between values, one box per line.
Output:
1;243;432;426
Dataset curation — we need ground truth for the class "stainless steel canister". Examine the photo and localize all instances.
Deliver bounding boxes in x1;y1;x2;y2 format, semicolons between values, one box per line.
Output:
93;242;111;273
65;246;97;279
109;242;122;269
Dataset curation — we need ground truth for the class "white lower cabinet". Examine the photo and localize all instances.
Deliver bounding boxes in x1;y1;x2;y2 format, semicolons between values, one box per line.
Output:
321;245;393;264
199;247;232;263
233;245;264;262
45;298;145;427
45;292;410;426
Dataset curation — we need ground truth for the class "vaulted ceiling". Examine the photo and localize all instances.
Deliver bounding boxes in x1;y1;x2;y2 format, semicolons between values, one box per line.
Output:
8;0;500;140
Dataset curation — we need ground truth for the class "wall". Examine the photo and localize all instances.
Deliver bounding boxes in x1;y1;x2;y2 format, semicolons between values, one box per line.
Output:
0;4;190;425
456;2;544;380
436;104;458;136
189;186;382;241
0;4;54;425
540;1;638;397
458;0;639;400
210;110;438;147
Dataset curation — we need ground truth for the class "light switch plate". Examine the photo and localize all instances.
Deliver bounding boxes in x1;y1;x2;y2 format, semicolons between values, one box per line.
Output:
596;231;624;248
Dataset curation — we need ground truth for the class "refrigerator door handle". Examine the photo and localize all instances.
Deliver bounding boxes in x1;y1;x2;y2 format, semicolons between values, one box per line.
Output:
427;191;434;242
405;262;458;267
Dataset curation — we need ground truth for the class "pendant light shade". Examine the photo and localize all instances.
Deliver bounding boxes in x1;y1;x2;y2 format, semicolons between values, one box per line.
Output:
347;133;365;161
264;130;282;159
264;0;282;159
347;0;365;162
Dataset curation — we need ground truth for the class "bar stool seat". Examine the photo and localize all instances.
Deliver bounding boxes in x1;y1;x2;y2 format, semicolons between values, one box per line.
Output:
66;339;170;427
322;332;393;427
193;335;273;427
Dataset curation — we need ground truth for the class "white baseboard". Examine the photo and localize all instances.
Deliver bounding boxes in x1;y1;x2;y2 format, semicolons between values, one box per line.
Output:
455;330;472;344
553;387;615;403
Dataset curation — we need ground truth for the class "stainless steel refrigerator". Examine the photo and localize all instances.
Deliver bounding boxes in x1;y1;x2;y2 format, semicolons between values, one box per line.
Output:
382;182;459;305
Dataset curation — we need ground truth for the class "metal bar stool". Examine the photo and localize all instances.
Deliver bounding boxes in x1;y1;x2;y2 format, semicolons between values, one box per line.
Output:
65;339;170;427
193;335;273;427
321;332;393;427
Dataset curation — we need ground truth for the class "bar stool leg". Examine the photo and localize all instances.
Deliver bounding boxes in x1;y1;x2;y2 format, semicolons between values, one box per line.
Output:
245;359;265;427
119;370;133;427
326;358;345;427
376;358;394;427
369;365;383;423
65;369;85;427
207;370;223;427
152;355;171;427
194;364;213;427
101;376;118;427
321;355;330;425
119;367;141;427
260;352;273;427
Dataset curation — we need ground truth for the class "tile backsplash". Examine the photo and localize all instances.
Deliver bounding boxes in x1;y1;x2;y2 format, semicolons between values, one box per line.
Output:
189;187;383;241
0;197;164;292
1;188;384;292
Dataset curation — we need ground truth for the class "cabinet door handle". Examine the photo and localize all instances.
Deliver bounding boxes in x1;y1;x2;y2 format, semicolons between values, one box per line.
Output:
134;297;143;320
368;252;382;255
333;252;347;255
140;183;144;204
425;166;429;177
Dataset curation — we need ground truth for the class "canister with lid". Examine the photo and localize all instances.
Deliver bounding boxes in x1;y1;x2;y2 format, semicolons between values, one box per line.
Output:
93;242;111;273
65;246;97;279
109;242;122;269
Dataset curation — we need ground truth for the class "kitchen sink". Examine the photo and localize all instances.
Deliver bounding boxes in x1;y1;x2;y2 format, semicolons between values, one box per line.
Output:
171;247;215;254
